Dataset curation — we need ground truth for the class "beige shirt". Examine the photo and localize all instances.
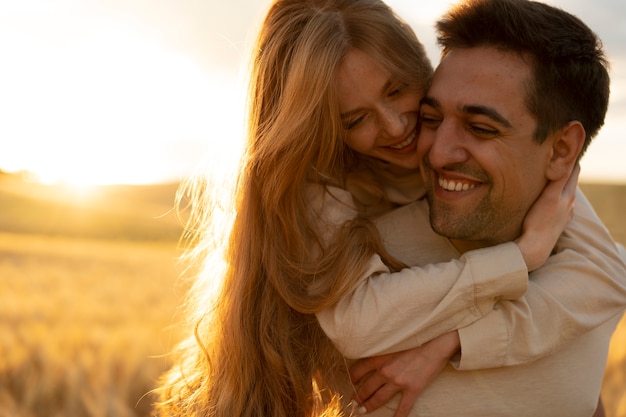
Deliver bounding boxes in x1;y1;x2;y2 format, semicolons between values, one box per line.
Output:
312;185;626;416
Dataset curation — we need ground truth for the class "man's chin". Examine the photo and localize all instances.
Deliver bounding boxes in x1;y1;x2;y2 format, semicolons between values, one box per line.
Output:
429;210;461;238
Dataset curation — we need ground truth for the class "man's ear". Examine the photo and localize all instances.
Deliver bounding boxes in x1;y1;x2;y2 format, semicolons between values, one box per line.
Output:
546;121;585;181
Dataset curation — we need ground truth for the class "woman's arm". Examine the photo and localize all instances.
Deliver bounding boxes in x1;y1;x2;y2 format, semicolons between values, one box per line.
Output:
348;205;626;415
310;184;529;359
457;189;626;370
315;243;528;359
342;180;626;416
348;194;626;413
312;167;576;358
316;178;626;364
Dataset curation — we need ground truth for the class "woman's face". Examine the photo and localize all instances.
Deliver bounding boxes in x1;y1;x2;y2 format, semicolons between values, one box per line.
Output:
336;48;423;169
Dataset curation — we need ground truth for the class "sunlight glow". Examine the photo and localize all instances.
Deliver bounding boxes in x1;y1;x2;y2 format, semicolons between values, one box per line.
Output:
1;0;624;184
0;12;245;186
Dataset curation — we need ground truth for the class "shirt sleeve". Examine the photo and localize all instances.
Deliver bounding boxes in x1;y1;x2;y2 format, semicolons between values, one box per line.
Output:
308;184;530;359
316;243;528;359
455;188;626;370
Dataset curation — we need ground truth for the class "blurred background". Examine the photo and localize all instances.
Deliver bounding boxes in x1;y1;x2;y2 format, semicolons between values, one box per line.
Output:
0;0;625;186
0;1;624;417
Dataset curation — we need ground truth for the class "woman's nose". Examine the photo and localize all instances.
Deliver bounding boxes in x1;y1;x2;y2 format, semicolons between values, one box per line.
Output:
379;105;407;138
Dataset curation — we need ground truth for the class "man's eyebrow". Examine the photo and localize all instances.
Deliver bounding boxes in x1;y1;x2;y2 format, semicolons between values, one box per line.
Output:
463;104;513;128
421;97;513;129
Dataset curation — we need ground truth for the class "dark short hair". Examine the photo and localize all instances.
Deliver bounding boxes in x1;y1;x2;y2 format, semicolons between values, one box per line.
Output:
436;0;610;156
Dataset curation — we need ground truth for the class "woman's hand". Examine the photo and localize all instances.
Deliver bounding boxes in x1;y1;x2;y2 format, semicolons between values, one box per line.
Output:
516;164;580;271
349;331;460;417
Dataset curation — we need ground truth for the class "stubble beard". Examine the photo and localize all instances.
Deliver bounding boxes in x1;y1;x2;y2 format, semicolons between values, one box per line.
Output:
426;190;518;245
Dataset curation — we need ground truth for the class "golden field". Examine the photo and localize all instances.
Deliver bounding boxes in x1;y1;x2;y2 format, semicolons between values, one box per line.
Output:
0;175;185;417
0;174;624;417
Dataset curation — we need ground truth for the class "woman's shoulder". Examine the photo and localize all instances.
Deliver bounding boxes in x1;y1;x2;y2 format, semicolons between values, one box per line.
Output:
305;183;358;224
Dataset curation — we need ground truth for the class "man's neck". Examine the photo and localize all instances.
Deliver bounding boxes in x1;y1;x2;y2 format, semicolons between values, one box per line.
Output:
448;223;523;254
449;238;489;254
449;234;519;254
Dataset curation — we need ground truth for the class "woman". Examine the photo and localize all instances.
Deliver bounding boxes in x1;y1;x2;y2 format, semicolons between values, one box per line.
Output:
155;1;625;416
157;2;441;415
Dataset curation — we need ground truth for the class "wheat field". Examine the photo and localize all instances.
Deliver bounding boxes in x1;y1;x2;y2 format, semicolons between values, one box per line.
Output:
0;176;185;417
0;177;624;417
0;233;185;417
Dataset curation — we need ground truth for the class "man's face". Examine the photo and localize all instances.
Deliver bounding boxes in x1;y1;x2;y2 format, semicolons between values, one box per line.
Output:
418;46;554;252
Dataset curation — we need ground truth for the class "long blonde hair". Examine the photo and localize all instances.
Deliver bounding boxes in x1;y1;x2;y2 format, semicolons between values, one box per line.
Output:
156;1;432;416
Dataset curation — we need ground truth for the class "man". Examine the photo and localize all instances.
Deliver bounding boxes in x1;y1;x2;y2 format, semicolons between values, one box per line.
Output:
321;0;626;416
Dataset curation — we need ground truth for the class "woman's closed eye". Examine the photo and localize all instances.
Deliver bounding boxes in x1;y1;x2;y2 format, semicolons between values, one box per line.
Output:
344;115;366;130
388;83;408;98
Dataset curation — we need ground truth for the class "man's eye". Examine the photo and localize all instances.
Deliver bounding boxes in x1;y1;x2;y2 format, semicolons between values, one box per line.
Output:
470;125;499;136
420;114;441;127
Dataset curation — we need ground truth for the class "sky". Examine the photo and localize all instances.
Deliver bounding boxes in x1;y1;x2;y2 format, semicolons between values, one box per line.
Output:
1;0;625;185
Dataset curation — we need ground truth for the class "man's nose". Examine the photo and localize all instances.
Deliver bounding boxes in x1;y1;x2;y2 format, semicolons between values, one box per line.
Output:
426;121;470;168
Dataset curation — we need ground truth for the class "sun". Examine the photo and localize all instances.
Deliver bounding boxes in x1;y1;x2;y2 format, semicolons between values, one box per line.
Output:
34;170;106;188
0;7;237;187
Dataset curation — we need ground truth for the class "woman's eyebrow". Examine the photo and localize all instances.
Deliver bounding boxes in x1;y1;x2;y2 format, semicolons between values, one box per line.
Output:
340;78;394;120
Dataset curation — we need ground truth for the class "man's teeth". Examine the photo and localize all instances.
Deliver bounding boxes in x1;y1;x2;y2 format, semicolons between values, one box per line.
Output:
439;178;476;191
390;133;415;149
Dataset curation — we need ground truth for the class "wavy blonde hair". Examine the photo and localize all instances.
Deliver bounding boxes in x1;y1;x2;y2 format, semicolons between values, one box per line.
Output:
156;1;432;416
